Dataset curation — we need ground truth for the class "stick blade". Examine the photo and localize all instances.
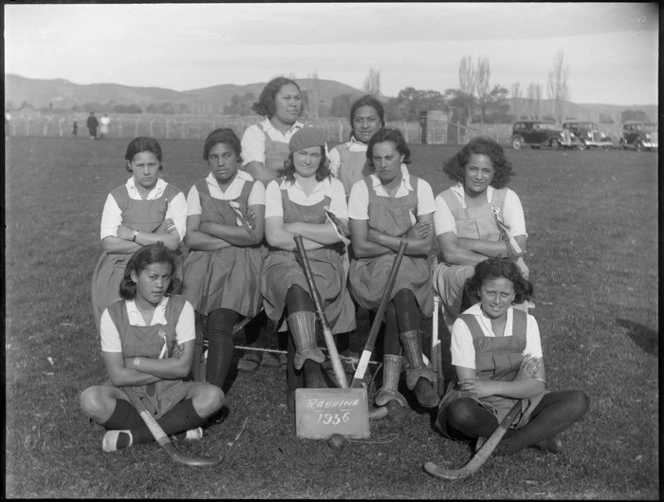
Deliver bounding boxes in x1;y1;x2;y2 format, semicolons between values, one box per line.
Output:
165;443;223;467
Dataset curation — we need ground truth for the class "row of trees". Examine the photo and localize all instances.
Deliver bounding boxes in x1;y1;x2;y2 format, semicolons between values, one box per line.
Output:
7;57;652;126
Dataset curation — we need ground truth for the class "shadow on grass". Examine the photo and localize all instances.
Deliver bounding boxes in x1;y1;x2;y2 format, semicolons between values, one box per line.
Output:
616;318;658;355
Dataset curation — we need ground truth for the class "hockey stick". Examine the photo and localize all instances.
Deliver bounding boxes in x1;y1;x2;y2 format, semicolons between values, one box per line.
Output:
423;399;521;480
123;387;222;467
349;239;408;389
293;234;348;389
431;295;445;396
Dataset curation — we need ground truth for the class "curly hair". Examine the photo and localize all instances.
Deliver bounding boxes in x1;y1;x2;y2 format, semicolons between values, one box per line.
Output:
252;77;301;118
282;146;331;183
124;137;163;172
466;256;533;305
119;243;176;300
203;128;242;162
365;127;411;170
349;95;385;140
442;137;513;188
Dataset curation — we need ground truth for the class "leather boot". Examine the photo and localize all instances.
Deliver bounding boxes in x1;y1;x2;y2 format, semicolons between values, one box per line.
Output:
287;312;325;370
375;354;408;408
399;330;439;408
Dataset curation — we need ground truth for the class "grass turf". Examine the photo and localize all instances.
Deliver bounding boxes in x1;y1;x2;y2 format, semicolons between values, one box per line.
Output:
4;136;659;499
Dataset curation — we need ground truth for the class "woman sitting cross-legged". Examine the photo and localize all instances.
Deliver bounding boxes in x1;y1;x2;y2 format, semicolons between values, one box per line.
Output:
435;256;589;455
80;244;224;452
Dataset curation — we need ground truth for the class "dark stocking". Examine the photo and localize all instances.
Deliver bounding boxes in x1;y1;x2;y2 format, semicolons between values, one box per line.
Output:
206;308;239;390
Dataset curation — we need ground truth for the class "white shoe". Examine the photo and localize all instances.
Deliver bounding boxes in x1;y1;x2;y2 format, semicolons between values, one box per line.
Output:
184;427;203;441
102;430;133;452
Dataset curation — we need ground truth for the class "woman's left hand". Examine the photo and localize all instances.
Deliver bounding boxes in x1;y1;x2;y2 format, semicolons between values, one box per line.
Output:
407;221;432;240
117;224;135;241
457;379;498;398
171;344;184;359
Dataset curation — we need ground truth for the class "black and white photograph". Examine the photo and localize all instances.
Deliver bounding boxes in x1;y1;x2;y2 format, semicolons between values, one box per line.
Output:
4;3;658;499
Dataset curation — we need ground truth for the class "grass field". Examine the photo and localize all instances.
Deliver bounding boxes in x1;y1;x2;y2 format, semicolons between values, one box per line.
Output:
5;136;659;499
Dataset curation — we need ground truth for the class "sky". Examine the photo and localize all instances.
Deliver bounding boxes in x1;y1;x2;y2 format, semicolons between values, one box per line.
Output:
4;3;659;106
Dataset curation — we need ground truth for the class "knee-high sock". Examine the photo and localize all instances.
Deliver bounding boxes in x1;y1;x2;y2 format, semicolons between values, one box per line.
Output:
498;390;590;454
206;308;239;389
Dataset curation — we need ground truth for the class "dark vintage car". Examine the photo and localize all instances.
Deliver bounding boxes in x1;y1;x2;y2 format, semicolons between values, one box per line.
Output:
562;121;613;150
619;121;658;151
510;120;578;150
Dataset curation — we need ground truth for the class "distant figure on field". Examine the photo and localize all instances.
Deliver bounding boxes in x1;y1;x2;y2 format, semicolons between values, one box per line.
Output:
87;112;99;140
100;113;110;139
435;256;589;455
72;120;78;136
5;110;12;138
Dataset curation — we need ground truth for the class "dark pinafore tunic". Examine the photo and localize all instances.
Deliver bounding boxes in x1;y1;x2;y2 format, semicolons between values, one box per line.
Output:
262;124;291;173
261;183;356;334
91;184;184;330
107;295;201;419
348;175;434;317
436;308;547;438
180;179;266;317
336;143;371;197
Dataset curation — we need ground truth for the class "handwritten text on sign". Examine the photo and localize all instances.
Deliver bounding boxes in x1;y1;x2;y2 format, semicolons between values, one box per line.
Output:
295;388;370;439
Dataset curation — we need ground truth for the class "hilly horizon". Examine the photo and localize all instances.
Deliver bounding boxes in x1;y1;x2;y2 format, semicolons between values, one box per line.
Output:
4;73;657;123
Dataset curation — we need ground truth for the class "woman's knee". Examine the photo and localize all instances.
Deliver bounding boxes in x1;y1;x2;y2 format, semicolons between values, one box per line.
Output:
445;398;481;428
192;384;225;417
80;386;114;417
567;390;590;420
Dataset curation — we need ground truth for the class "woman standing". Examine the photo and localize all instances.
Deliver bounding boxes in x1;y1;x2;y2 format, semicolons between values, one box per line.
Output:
239;77;304;371
435;256;589;455
329;94;385;199
180;128;266;392
262;127;356;411
81;244;224;453
432;137;529;334
241;77;304;185
91;137;187;332
348;127;439;416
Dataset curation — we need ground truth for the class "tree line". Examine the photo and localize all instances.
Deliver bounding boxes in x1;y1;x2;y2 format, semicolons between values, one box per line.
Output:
6;54;653;125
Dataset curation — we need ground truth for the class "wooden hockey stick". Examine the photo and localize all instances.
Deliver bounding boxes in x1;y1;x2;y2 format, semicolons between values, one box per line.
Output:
293;234;348;389
123;387;222;467
424;399;521;481
350;239;408;389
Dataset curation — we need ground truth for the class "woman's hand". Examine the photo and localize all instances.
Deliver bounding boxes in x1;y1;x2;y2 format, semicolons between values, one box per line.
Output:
406;221;432;240
117;224;135;241
156;218;178;235
171;344;185;359
245;208;257;231
457;378;499;399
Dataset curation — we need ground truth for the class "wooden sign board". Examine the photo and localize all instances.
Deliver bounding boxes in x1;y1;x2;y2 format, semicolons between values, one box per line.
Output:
295;388;370;439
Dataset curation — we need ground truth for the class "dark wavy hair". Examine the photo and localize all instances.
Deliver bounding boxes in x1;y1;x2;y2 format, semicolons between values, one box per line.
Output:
203;128;242;162
466;256;533;305
252;77;302;118
119;243;176;300
365;127;411;170
442;136;513;188
282;146;330;183
124;137;163;173
349;95;385;140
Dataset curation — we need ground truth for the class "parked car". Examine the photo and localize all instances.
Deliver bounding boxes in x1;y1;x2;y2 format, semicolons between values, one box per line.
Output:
619;121;658;151
562;121;614;150
511;120;578;150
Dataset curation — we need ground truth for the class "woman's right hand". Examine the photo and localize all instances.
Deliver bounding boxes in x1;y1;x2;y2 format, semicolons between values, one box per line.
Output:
515;257;529;279
406;221;432;240
156;218;177;235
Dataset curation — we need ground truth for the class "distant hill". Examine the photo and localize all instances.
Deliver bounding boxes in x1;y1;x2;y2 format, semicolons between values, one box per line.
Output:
4;73;657;122
4;74;364;115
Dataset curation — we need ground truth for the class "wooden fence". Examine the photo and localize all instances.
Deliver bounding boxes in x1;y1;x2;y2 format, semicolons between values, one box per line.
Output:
4;112;624;146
